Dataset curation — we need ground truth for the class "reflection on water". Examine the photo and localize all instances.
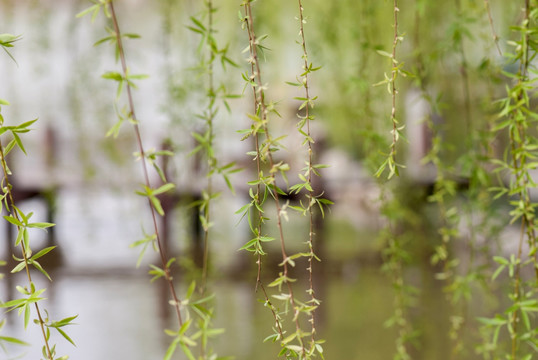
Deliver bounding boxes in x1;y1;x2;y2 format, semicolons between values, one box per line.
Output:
0;178;455;359
0;184;492;360
0;184;401;359
0;179;480;360
2;267;403;360
2;272;165;359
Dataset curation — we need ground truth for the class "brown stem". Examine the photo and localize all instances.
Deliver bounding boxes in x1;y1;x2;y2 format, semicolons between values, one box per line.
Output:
201;0;215;295
455;0;472;144
390;0;399;161
243;5;265;295
108;0;183;327
510;220;525;359
508;2;533;357
297;0;318;347
243;2;305;355
483;0;503;56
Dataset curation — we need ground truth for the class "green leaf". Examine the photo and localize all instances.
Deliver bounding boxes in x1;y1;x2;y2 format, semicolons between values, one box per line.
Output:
376;49;393;58
149;196;163;216
477;316;506;326
179;342;197;360
50;315;78;328
127;73;149;81
4;215;23;227
56;327;76;346
491;264;505;281
185;281;196;300
27;222;55;230
75;4;101;19
15;118;38;130
0;298;25;309
163;338;179;360
31;260;52;281
123;33;141;39
152;183;175;196
24;304;30;329
11;261;26;274
148;264;166;282
106;119;124;138
190;16;206;32
493;256;509;265
165;257;175;269
0;34;21;47
238;238;257;251
102;71;123;81
0;335;29;346
4;138;17;155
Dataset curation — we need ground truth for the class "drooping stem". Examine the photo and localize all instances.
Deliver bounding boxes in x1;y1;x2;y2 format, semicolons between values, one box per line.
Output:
242;1;285;343
201;0;215;293
297;0;319;346
108;0;183;327
242;1;305;355
455;0;472;144
378;0;404;179
390;0;399;159
502;1;536;357
483;0;503;56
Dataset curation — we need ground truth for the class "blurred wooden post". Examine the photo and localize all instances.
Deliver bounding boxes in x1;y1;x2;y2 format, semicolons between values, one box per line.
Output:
158;139;204;268
4;124;61;267
405;88;436;183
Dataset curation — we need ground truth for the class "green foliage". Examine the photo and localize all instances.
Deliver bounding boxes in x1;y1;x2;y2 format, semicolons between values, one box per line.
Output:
0;33;21;64
236;1;331;359
0;36;76;360
135;183;175;216
9;1;538;359
374;0;407;180
0;318;30;350
79;4;188;359
479;3;538;358
379;190;420;360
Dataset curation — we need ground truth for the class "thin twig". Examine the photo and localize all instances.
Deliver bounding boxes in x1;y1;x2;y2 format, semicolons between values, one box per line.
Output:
455;0;472;141
243;2;306;355
201;0;215;294
483;0;503;56
390;0;399;162
297;0;319;347
108;0;183;328
507;1;534;357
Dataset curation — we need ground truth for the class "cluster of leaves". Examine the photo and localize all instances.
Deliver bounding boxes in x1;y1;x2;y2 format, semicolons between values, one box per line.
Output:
163;2;242;359
371;3;419;359
236;1;330;359
188;0;241;278
378;191;420;360
481;2;538;359
413;4;476;355
371;1;509;357
79;1;242;360
285;0;333;356
163;281;232;360
78;1;189;358
0;36;76;360
0;33;21;63
236;1;294;354
374;0;407;180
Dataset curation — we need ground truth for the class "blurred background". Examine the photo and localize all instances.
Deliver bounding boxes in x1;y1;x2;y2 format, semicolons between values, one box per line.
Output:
0;0;527;359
